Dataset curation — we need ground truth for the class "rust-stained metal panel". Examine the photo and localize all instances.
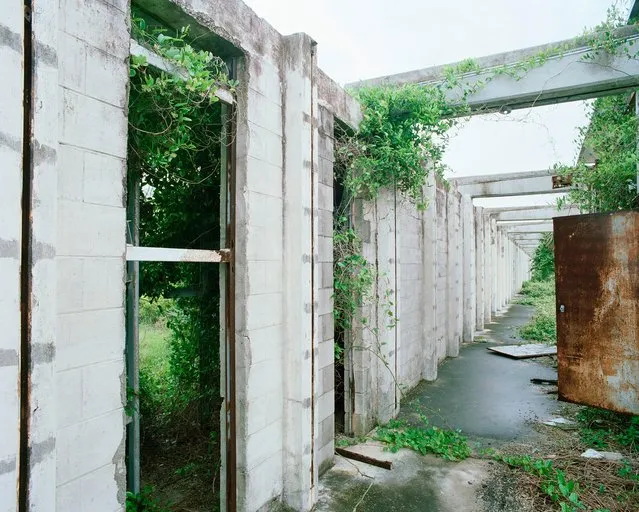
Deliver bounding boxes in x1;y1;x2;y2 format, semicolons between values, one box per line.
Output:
554;211;639;414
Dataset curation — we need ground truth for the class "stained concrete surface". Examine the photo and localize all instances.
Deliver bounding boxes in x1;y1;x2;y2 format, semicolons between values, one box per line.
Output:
401;303;559;443
317;302;558;511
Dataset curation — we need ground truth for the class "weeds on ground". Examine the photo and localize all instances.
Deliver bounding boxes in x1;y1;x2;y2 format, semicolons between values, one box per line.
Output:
577;407;639;453
517;279;557;344
496;454;586;511
375;416;471;461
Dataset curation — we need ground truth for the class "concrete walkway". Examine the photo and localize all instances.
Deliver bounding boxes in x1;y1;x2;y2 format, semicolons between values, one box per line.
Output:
316;302;560;512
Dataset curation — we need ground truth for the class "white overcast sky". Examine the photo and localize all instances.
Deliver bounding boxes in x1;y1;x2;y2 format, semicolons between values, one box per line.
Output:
243;0;633;207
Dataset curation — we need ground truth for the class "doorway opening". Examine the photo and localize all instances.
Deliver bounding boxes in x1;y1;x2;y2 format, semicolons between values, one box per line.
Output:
125;10;237;510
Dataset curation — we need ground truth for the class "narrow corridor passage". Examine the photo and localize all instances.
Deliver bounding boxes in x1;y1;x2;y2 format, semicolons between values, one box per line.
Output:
316;303;563;512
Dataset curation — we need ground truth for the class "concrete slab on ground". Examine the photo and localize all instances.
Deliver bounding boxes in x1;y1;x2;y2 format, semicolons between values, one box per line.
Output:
315;442;522;512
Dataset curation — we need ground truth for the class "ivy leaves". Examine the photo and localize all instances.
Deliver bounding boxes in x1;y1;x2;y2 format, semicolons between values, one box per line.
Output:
339;84;454;206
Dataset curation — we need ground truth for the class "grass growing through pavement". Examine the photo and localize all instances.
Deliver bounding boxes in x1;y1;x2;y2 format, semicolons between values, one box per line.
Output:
517;279;557;344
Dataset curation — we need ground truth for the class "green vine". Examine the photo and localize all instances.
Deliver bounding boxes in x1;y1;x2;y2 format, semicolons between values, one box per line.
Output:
332;8;639;410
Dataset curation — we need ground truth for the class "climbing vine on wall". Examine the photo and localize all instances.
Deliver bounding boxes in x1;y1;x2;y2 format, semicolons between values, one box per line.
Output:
332;7;639;395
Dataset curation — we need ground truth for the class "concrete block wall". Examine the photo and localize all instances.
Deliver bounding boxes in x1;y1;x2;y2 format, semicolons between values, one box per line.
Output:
399;201;425;390
316;106;335;477
0;3;24;509
55;1;129;510
346;178;532;436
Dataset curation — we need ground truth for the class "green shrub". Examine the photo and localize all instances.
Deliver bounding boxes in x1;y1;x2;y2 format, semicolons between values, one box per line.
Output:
518;279;557;344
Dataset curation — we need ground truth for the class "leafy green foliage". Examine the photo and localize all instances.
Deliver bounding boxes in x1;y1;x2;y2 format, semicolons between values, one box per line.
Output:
577;407;639;452
497;455;586;511
530;233;555;282
333;222;375;338
557;93;638;213
376;416;471;461
517;279;556;344
126;487;170;512
339;84;457;205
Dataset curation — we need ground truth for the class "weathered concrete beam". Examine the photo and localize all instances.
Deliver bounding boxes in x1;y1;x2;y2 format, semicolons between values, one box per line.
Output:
452;169;571;198
348;26;639;113
509;233;545;241
317;69;362;129
488;205;577;222
504;222;553;233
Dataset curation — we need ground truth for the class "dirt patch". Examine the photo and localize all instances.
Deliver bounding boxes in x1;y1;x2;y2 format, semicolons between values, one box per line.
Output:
479;462;533;512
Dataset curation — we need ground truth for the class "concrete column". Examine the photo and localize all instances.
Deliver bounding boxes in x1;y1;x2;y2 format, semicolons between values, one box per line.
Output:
462;196;475;342
490;217;498;314
474;207;485;331
281;34;315;510
446;190;462;357
483;215;492;324
422;175;438;381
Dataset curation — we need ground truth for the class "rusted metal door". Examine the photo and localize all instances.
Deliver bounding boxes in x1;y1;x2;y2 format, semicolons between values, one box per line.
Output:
554;211;639;414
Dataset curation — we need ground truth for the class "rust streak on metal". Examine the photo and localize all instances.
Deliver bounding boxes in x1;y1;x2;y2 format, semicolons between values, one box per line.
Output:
554;211;639;415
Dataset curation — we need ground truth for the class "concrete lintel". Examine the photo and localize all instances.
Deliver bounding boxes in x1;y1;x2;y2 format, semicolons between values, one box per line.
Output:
503;222;553;233
508;233;545;240
488;206;577;222
453;169;572;198
348;25;639;113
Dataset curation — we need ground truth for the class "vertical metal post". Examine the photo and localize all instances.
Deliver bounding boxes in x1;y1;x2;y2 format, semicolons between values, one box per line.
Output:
220;94;237;512
125;176;140;494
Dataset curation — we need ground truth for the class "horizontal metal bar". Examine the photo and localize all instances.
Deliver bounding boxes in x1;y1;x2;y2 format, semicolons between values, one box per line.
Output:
130;39;235;105
126;245;231;263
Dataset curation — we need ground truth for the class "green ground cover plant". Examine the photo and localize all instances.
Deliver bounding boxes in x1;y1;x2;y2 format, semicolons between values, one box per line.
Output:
376;416;472;461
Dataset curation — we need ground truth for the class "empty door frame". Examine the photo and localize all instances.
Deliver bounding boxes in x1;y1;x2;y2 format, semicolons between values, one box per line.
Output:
125;91;237;510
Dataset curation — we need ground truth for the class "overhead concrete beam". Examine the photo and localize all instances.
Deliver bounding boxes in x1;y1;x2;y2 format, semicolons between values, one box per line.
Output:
504;222;553;233
452;169;572;198
488;205;577;222
348;26;639;113
509;233;545;241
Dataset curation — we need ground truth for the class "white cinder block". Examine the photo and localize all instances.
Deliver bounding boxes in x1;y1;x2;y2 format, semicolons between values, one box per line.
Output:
0;466;17;512
245;419;282;471
247;360;282;401
83;151;125;207
57;144;85;202
246;226;282;262
82;360;123;420
246;293;282;330
0;148;22;243
247;260;283;295
248;58;281;106
246;390;283;436
0;366;19;460
246;157;282;198
57;308;124;371
57;200;125;257
56;257;84;314
61;88;127;158
56;462;121;512
56;409;123;485
245;191;283;229
59;32;86;93
243;324;282;366
56;368;83;428
0;41;24;140
247;122;282;168
60;0;129;59
244;452;282;510
85;44;128;108
82;258;124;310
247;89;282;136
0;260;20;351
